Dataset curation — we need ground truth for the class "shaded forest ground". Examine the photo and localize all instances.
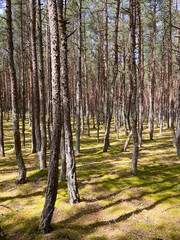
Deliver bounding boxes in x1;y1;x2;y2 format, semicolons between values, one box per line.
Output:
0;118;180;240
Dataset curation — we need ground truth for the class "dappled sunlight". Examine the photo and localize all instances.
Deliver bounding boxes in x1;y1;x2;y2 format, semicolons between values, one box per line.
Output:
0;119;180;239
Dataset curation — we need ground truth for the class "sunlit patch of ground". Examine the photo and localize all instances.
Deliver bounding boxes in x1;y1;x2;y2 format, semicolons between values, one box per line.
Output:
0;116;180;240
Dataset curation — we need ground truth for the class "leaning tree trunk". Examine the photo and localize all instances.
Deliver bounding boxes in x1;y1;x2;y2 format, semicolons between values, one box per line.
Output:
6;0;26;183
37;0;47;169
40;0;61;234
57;0;80;204
130;0;138;174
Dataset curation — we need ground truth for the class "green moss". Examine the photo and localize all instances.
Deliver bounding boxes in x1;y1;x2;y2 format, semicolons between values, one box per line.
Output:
0;116;180;239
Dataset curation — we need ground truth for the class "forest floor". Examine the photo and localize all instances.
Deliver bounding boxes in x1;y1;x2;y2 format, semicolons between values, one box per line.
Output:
0;118;180;240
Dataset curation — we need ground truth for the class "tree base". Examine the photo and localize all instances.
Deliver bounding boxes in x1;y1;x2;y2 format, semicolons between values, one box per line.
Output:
15;177;27;185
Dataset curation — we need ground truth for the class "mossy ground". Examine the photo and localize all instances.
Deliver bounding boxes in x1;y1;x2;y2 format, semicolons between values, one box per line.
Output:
0;117;180;240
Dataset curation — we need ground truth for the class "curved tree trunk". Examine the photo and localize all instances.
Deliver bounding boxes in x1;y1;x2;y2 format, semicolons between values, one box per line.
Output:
6;0;26;183
57;0;80;204
40;0;61;233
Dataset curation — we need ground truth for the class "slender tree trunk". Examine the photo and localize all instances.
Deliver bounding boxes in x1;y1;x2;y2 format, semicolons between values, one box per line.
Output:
0;74;5;157
37;0;47;169
168;0;176;147
137;0;143;147
6;0;26;183
45;0;51;149
130;0;138;174
40;0;61;234
149;0;156;140
103;0;120;152
29;0;41;157
75;0;82;154
57;0;80;204
20;0;25;148
60;121;66;182
175;0;180;156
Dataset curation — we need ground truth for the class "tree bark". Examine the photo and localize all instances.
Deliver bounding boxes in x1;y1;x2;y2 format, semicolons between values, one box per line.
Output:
29;0;41;157
40;0;61;233
57;0;80;204
103;0;120;152
6;0;26;183
20;0;25;148
75;0;82;154
37;0;47;169
137;0;143;147
130;0;138;174
149;0;156;140
0;74;5;157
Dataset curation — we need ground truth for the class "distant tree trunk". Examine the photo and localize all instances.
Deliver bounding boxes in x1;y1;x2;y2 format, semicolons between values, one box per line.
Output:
40;0;61;234
60;121;66;182
103;0;120;152
149;0;156;140
57;0;80;204
29;0;41;157
121;131;133;152
37;0;47;169
122;19;128;136
137;0;143;147
104;0;109;123
6;0;26;183
175;0;180;156
176;81;180;156
130;0;138;174
0;74;5;157
26;11;36;153
84;16;90;137
20;0;25;148
75;0;82;154
45;0;51;149
168;0;176;147
160;21;167;134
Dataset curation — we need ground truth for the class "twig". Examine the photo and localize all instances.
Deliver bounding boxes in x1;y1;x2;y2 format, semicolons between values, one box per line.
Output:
163;203;180;212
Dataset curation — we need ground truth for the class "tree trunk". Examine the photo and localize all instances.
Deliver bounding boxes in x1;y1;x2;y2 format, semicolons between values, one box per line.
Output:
75;0;82;154
176;0;180;156
130;0;138;174
37;0;47;169
137;0;143;147
103;0;120;152
29;0;41;157
168;0;176;147
57;0;80;204
6;0;26;183
0;74;5;157
40;0;61;234
149;0;156;140
20;0;25;148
